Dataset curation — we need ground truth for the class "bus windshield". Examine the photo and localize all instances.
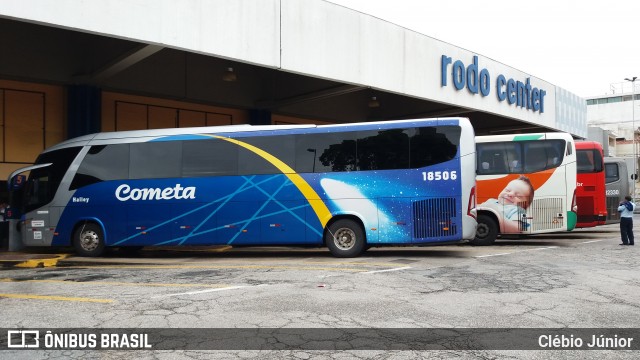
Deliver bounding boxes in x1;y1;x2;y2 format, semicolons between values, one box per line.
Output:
16;147;81;213
577;149;604;173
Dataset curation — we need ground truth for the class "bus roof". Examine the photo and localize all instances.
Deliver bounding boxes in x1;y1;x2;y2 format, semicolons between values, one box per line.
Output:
575;141;604;149
604;157;628;164
475;132;573;143
43;117;471;153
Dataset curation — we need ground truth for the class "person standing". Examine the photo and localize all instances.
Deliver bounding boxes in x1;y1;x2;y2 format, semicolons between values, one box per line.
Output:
618;195;635;246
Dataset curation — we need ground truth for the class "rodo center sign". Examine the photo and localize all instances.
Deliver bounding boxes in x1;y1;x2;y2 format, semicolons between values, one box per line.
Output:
441;55;546;113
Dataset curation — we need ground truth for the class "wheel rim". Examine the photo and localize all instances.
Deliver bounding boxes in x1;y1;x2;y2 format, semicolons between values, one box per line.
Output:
79;230;100;251
476;223;489;239
333;227;357;250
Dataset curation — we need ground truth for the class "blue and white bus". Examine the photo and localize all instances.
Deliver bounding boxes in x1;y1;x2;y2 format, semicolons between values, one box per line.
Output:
7;118;477;257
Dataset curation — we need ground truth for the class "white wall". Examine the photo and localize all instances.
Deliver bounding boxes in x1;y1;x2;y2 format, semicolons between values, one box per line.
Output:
587;94;638;141
0;0;282;67
281;0;560;131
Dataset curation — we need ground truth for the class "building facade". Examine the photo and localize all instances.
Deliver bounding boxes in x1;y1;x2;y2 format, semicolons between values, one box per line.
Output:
0;0;587;201
587;86;640;195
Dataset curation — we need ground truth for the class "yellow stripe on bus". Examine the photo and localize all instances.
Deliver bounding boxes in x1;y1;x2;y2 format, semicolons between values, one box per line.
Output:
209;135;332;227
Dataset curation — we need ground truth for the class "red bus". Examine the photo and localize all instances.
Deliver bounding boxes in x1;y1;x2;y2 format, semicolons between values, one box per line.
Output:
575;141;606;227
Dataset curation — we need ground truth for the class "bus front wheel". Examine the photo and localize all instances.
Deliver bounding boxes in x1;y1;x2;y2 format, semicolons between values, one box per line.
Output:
471;214;498;246
73;223;105;257
325;219;366;258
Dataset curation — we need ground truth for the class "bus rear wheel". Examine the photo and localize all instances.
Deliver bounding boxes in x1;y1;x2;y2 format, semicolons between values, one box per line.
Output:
73;223;105;257
470;214;498;246
325;219;366;258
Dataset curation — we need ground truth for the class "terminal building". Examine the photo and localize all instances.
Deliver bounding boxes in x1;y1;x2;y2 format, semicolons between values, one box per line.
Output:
0;0;587;200
586;87;640;195
587;87;640;157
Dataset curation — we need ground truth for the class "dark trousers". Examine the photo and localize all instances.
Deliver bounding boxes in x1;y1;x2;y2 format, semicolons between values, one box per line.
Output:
620;217;634;245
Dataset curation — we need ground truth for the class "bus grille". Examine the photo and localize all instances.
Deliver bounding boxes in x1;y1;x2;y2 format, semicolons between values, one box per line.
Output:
528;198;564;231
412;198;457;239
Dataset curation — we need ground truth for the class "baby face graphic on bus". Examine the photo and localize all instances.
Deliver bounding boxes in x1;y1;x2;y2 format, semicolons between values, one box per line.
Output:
480;175;535;232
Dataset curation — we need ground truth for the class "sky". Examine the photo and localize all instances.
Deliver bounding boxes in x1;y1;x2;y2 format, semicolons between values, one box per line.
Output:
328;0;640;98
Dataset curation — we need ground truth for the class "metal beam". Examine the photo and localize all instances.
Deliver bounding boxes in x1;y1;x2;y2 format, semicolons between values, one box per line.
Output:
87;44;165;83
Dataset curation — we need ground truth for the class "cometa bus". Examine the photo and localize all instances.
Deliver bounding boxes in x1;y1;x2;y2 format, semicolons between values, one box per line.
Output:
8;118;477;257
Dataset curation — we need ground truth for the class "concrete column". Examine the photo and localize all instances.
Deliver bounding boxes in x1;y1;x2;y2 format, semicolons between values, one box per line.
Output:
67;85;102;139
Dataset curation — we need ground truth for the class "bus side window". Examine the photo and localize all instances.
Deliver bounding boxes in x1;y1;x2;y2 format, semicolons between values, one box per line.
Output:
182;139;238;177
547;150;560;168
509;160;521;172
593;149;603;172
605;163;619;183
577;151;593;172
477;151;494;174
295;133;357;173
491;153;507;173
477;143;511;174
70;144;130;190
130;142;181;179
524;148;547;172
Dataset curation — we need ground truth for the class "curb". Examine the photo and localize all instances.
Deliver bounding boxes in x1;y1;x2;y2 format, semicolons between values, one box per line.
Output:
55;246;235;267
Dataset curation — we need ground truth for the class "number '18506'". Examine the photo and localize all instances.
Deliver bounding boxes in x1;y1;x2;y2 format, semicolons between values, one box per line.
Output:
422;171;457;181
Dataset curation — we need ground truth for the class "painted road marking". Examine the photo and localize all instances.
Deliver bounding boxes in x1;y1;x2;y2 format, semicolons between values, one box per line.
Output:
580;240;604;244
522;246;558;252
0;293;113;303
0;278;231;288
474;246;559;258
160;285;259;297
474;252;513;258
11;254;71;268
360;266;412;274
63;264;371;272
301;260;412;267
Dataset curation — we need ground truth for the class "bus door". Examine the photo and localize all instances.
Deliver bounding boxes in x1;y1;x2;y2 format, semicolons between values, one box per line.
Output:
20;166;54;245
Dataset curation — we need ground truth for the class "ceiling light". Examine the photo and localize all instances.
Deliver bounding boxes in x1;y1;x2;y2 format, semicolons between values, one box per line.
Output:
368;96;380;108
222;67;237;82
